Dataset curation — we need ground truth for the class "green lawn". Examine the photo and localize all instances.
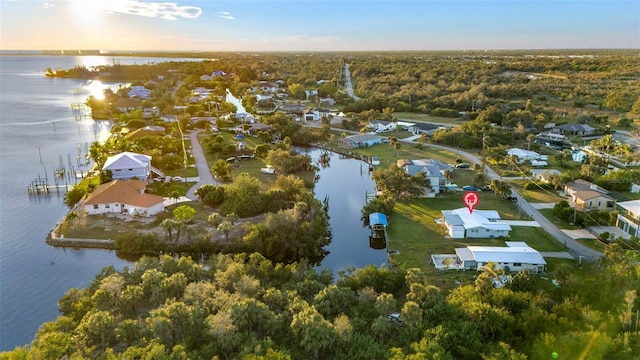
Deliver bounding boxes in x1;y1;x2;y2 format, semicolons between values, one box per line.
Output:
518;184;565;203
387;194;556;272
196;131;316;189
575;238;608;252
538;208;579;230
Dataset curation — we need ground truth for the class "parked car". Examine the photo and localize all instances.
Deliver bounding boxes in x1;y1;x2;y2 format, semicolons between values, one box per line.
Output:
462;185;477;191
171;176;184;182
455;163;470;169
226;156;236;163
506;196;518;202
480;185;493;192
238;154;254;160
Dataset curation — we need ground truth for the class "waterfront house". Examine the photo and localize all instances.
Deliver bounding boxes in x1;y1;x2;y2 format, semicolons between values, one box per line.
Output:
337;134;384;149
441;208;511;239
563;179;615;211
102;152;152;181
553;123;595;137
83;179;165;217
616;200;640;237
432;242;546;273
397;158;452;197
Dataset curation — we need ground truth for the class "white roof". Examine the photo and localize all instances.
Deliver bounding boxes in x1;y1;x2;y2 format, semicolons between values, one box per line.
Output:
456;243;546;265
442;208;511;231
507;148;541;159
103;152;151;171
617;200;640;214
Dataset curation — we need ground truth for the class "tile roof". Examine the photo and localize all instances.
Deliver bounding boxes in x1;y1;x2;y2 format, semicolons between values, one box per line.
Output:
84;180;164;208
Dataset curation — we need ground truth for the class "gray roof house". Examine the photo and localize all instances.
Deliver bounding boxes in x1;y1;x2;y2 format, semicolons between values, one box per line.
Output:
337;134;384;149
554;123;595;136
397;159;452;197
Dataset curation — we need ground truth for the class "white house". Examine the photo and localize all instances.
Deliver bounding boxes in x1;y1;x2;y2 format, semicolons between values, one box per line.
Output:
397;159;453;197
441;208;512;239
83;180;165;217
102;152;152;181
616;200;640;237
452;242;546;273
530;169;562;183
367;120;397;133
304;108;332;122
507;148;548;166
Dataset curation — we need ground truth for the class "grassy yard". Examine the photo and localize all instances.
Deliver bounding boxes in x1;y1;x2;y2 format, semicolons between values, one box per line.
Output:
518;184;565;203
538;208;579;230
196;131;317;189
387;193;556;272
575;238;608;252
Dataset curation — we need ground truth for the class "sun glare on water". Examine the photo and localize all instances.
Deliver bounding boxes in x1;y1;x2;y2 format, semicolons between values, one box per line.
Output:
86;80;105;100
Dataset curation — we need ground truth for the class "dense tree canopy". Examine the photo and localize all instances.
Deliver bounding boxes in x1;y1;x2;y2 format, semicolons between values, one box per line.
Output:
7;246;640;359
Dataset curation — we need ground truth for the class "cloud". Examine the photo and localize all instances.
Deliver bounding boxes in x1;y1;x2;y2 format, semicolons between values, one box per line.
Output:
102;0;202;20
215;11;234;20
42;2;54;8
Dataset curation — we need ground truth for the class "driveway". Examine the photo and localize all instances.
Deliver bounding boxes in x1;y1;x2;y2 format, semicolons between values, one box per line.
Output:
501;220;540;227
530;203;556;209
307;125;603;261
409;141;603;261
561;229;596;240
185;129;219;200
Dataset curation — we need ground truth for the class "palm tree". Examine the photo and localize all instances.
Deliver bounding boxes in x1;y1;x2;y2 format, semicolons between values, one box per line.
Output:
393;141;401;157
160;219;177;241
217;220;235;241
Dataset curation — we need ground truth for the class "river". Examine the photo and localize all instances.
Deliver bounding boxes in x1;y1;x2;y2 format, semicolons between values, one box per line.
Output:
0;56;386;351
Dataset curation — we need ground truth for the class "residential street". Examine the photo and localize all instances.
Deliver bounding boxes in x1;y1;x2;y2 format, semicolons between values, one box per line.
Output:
414;142;603;262
185;129;219;200
310;126;602;261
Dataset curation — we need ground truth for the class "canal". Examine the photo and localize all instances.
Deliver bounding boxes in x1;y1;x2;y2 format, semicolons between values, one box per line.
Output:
299;147;389;276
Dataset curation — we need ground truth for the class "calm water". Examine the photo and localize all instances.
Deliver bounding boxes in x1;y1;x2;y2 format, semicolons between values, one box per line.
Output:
0;56;386;351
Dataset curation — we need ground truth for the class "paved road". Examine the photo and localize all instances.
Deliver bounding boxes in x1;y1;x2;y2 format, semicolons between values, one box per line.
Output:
185;129;219;200
302;123;603;262
421;143;602;262
343;63;360;101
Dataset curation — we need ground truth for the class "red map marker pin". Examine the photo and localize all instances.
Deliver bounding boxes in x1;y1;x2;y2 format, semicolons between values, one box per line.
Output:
463;191;479;214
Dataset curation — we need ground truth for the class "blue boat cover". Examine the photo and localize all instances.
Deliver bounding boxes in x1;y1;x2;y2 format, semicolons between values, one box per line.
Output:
369;212;388;227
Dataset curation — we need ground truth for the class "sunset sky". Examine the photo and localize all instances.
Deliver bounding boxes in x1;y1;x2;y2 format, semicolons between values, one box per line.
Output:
1;0;638;51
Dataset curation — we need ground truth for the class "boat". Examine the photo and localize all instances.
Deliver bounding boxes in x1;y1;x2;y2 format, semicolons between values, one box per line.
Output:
260;165;275;174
